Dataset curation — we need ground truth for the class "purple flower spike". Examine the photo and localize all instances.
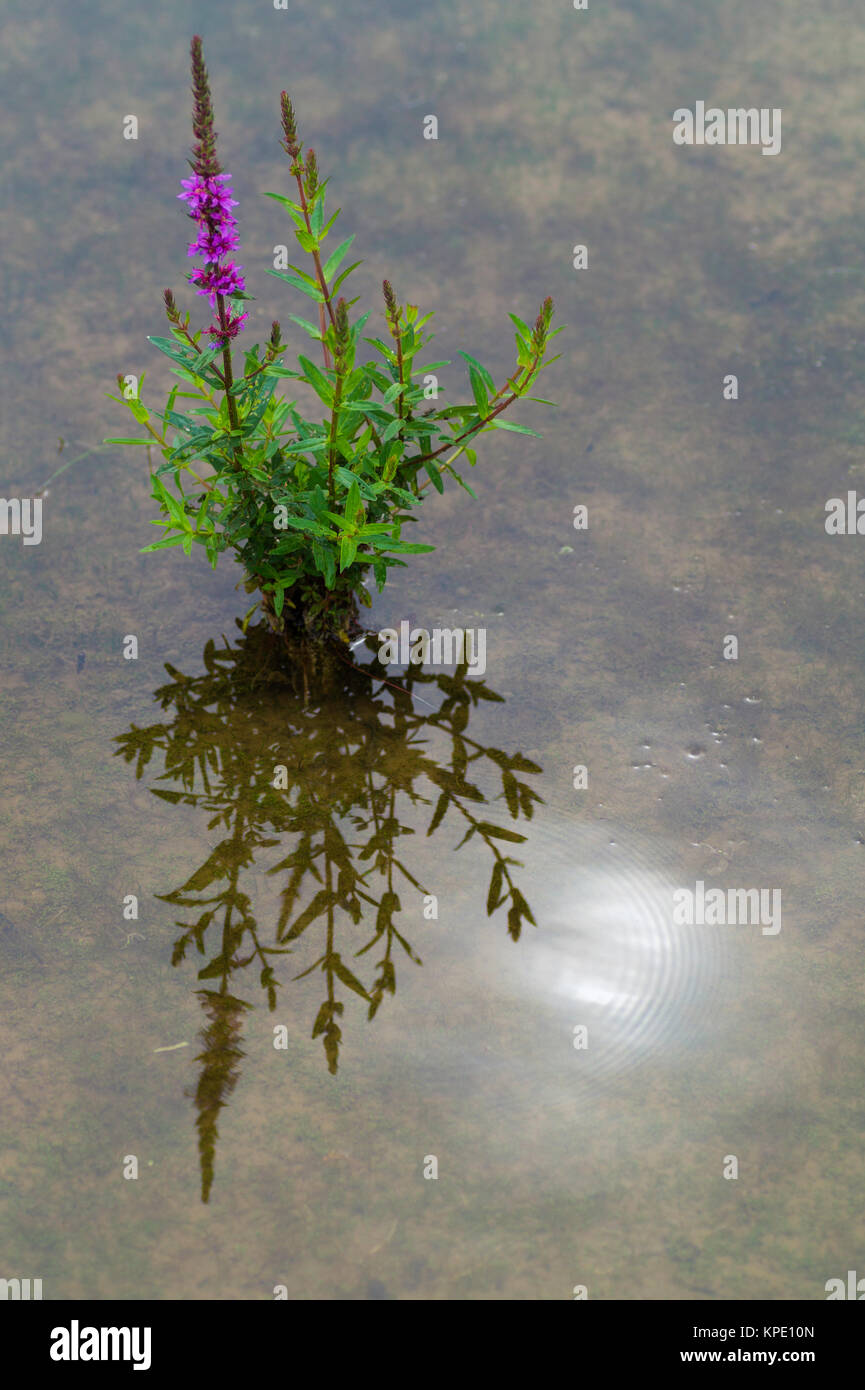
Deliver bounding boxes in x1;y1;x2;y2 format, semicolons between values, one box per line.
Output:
190;261;246;309
187;224;241;260
181;40;247;343
179;173;238;219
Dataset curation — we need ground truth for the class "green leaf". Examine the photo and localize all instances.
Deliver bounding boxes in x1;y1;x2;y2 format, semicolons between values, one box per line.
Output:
330;953;371;1001
295;228;318;254
147;335;196;368
349;310;371;342
474;822;526;844
488;420;541;436
412;359;451;374
297;353;335;406
262;191;303;214
502;770;520;819
264;364;301;379
339;534;359;571
168;428;214;462
487;860;505;915
428;792;449;835
424;459;444;494
322;235;355;283
345;478;361;526
196;344;223;371
443;462;477;498
104;436;149;446
508;312;532;339
140;534;184;552
278;515;334;538
362;335;397;365
380;417;403;444
264;268;325;303
313;538;336;588
508;753;543;773
331;261;362;296
286;313;323;341
511;887;536;927
163;408;197;434
467;365;489;418
382;540;435;554
458;351;495;393
319;207;341;239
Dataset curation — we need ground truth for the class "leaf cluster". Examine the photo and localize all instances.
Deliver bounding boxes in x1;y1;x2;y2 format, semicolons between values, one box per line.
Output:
106;106;562;634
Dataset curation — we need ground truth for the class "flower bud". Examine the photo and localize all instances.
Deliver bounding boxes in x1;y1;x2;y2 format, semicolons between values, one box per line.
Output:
303;148;319;197
280;91;301;159
382;279;400;335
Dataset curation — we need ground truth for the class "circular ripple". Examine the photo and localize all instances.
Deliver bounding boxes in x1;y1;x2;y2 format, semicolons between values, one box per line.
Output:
489;810;731;1088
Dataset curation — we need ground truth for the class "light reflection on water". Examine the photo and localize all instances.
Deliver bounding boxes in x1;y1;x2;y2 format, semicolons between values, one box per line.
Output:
490;818;729;1082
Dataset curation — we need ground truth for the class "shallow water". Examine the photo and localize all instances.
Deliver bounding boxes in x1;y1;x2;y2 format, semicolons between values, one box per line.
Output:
1;0;864;1299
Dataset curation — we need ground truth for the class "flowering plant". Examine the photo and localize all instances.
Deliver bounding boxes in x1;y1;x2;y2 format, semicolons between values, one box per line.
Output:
106;36;562;645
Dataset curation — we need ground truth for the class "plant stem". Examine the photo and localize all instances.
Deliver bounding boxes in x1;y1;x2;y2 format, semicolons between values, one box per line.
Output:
327;372;343;510
175;320;226;388
215;293;247;476
411;344;545;483
292;169;336;370
142;418;213;489
216;294;240;433
413;377;532;488
394;325;405;440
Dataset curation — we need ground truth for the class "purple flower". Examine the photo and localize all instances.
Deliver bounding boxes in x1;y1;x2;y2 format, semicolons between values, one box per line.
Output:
182;174;247;322
206;310;249;344
178;173;238;220
186;223;241;260
178;41;247;344
190;261;246;309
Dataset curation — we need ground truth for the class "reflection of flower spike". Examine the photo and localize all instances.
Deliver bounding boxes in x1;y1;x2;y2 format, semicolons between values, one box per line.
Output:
192;989;249;1203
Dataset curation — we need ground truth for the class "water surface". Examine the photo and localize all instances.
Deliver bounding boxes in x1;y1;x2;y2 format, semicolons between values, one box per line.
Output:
1;0;863;1299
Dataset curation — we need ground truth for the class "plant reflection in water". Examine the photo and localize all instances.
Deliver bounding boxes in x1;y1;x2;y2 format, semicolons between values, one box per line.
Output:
115;623;542;1200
